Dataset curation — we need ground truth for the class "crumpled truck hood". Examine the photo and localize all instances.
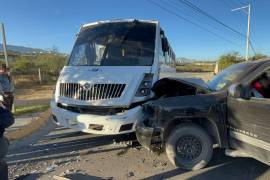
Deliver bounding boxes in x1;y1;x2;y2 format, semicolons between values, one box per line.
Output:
172;77;210;90
147;94;219;112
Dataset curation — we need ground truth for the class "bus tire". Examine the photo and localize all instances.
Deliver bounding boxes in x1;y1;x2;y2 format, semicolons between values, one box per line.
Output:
165;123;213;170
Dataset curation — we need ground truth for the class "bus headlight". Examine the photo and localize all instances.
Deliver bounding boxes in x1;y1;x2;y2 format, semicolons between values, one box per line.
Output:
136;73;153;97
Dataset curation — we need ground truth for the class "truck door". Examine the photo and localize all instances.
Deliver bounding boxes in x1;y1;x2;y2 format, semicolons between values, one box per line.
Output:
227;68;270;165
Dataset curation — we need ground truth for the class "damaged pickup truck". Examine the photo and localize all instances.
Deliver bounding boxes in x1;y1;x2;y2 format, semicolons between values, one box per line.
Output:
136;59;270;170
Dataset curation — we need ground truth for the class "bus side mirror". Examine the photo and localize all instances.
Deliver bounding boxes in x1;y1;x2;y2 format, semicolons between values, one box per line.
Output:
162;37;169;52
228;83;243;99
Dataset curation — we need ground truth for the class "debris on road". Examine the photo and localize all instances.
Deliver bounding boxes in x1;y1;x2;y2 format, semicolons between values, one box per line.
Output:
8;115;269;180
127;171;135;178
45;164;58;173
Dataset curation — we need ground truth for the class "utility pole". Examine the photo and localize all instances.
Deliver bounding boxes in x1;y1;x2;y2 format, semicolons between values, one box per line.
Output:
38;68;42;83
1;23;9;67
232;4;251;61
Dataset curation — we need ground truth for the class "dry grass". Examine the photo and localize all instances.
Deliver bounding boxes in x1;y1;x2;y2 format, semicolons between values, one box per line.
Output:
14;105;50;116
13;75;58;87
174;72;214;82
6;81;54;141
176;64;215;72
14;84;55;106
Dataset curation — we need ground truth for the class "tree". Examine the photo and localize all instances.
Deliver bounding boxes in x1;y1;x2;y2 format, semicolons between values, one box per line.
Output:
12;56;36;74
218;52;244;70
250;53;268;61
12;53;67;76
35;54;67;75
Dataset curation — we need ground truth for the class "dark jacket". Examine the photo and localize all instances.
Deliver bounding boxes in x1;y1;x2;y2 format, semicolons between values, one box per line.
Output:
0;107;14;136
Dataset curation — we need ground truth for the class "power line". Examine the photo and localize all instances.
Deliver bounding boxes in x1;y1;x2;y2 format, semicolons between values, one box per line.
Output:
169;0;246;42
220;0;247;32
178;0;246;39
178;0;256;55
167;0;244;41
146;0;242;47
222;0;256;47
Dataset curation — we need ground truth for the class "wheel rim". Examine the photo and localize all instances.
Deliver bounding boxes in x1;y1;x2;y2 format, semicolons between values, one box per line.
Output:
176;135;202;161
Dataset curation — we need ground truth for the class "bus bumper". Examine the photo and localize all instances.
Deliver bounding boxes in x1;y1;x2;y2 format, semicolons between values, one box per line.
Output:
50;101;143;135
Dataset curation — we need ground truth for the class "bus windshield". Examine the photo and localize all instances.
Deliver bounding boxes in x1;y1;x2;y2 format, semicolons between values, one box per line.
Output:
68;21;156;66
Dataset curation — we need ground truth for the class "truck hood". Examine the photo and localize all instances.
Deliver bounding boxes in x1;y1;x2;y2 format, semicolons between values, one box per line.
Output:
151;77;211;98
170;77;210;91
148;93;220;111
55;66;152;107
143;92;227;129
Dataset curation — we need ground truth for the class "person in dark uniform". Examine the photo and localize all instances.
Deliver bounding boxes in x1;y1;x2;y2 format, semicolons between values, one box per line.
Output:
0;92;14;180
0;64;14;111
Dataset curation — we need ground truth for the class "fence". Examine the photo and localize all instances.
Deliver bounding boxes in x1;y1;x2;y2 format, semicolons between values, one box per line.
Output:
12;74;58;87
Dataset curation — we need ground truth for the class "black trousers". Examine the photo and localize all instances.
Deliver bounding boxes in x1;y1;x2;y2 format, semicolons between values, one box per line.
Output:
0;160;8;180
0;135;9;180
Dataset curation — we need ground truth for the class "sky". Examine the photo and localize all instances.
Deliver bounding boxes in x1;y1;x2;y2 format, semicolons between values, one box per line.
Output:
0;0;270;60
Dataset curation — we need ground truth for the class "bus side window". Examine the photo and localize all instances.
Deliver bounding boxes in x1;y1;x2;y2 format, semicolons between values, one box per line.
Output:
159;37;166;65
159;51;166;65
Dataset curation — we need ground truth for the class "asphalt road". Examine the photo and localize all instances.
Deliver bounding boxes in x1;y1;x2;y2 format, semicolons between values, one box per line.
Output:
6;117;270;180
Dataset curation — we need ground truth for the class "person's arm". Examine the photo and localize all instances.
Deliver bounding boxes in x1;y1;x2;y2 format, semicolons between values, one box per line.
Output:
0;83;4;96
0;95;14;134
251;88;264;98
0;106;6;135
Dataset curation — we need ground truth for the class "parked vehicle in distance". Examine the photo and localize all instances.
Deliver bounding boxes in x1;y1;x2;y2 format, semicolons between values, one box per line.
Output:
136;59;270;170
51;19;176;135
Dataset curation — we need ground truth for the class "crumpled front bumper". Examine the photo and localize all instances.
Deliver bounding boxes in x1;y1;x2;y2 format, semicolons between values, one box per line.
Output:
50;100;143;135
135;119;164;152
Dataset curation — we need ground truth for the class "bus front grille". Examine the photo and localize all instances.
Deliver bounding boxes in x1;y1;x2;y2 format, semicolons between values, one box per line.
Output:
59;83;126;101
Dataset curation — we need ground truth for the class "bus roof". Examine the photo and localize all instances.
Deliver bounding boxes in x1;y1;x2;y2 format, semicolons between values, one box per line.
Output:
81;19;158;30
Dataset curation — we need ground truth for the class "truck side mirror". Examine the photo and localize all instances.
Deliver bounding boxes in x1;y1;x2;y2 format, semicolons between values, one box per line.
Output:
228;83;243;98
162;37;169;52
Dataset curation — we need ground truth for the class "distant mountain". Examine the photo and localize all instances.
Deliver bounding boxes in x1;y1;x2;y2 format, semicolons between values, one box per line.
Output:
0;44;47;54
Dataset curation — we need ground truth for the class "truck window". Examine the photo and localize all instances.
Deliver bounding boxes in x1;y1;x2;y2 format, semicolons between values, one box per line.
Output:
208;63;253;91
250;69;270;98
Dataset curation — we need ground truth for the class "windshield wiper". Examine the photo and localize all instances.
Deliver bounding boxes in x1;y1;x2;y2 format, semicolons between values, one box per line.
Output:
119;20;139;47
102;20;139;59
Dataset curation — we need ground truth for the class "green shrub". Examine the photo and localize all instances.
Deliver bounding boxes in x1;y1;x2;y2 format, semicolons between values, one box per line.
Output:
218;52;244;70
14;104;50;116
11;53;67;76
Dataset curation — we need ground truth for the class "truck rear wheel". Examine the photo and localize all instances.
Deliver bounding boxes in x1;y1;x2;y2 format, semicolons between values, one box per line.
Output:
165;123;213;170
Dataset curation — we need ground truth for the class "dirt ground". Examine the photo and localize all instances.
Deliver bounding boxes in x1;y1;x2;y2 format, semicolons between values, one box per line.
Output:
7;118;270;180
6;84;55;144
14;83;55;106
7;72;269;179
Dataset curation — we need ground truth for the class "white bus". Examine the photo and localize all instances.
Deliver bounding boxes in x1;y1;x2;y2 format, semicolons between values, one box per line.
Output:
51;19;176;135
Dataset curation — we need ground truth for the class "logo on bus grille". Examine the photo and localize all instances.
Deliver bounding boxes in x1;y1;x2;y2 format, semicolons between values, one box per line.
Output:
83;83;91;90
91;68;99;72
